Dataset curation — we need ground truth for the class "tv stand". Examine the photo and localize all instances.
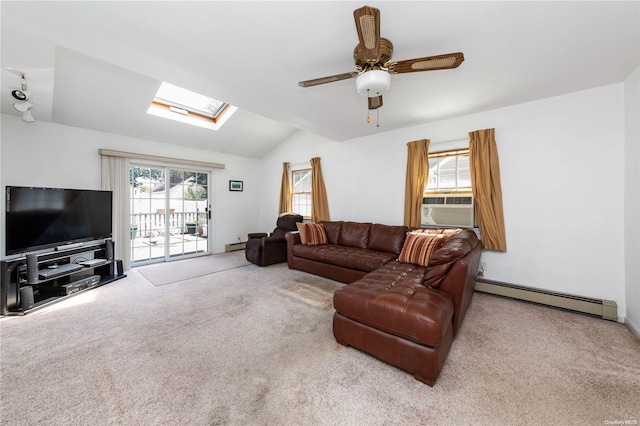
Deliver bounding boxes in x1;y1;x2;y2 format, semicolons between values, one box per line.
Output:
0;240;125;315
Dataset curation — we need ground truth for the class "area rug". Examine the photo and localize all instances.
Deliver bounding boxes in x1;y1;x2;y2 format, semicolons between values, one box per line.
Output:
137;251;251;286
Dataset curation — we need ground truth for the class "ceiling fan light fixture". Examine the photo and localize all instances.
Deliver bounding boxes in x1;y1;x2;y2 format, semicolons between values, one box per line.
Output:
356;70;390;98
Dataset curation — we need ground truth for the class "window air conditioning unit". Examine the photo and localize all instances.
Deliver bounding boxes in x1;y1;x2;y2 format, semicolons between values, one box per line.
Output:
421;194;475;228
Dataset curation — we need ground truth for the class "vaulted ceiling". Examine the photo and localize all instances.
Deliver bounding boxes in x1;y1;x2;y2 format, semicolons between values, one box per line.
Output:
2;1;638;158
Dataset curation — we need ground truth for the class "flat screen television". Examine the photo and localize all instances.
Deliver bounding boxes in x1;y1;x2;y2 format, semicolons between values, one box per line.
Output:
5;186;113;255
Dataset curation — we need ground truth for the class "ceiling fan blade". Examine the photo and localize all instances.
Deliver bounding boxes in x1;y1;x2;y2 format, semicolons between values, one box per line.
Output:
368;95;383;110
298;71;359;88
353;5;381;63
390;52;464;74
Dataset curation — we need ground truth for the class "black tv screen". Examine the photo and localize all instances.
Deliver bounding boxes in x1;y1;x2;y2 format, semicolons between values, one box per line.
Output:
5;186;113;255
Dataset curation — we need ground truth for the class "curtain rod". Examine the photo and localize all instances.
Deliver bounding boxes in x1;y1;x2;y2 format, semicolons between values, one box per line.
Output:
98;149;225;169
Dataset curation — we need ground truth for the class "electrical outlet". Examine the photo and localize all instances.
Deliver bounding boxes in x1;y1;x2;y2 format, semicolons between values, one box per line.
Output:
478;261;487;277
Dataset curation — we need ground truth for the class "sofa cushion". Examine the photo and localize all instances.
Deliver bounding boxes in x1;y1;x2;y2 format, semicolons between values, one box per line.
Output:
276;214;304;231
333;261;454;346
338;222;371;249
271;227;287;238
292;244;396;272
397;233;446;267
424;229;479;288
367;224;408;255
320;221;343;245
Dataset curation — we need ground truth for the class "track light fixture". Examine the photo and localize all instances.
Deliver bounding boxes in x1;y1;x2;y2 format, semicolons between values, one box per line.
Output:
11;72;31;101
11;72;35;123
11;89;28;101
21;109;35;123
13;100;33;113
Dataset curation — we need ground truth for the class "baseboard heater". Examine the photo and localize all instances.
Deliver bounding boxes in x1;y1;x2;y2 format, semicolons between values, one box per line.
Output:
475;278;618;321
224;242;246;253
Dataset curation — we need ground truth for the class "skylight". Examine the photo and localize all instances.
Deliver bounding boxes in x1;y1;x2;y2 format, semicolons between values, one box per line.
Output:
147;82;237;130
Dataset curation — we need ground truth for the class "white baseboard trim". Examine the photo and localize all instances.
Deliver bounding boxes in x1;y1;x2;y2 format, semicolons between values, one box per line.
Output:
475;278;618;321
625;317;640;339
224;242;246;252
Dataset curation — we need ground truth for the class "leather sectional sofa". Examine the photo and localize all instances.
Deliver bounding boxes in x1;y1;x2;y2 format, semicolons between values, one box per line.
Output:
285;221;482;386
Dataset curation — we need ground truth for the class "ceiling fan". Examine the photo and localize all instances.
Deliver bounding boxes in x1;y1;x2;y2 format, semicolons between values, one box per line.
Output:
298;5;464;123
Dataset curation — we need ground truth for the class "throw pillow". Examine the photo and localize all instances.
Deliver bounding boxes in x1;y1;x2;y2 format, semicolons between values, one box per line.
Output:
296;222;308;244
397;232;446;267
304;222;328;245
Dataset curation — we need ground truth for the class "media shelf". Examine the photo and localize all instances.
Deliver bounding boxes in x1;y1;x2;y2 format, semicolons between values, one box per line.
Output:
1;240;125;315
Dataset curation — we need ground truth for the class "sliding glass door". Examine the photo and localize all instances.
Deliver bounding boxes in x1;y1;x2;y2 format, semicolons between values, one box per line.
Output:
130;164;211;265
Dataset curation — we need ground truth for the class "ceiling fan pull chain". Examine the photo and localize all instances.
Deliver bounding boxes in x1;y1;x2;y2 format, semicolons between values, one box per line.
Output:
376;109;380;127
366;89;371;123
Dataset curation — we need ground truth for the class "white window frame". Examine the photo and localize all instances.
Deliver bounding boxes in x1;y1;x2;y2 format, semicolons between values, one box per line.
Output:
291;168;312;219
423;149;476;228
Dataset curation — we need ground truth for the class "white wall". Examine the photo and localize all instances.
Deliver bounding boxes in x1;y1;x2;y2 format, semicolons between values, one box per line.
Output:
261;84;629;320
2;79;634;324
624;66;640;335
0;115;261;257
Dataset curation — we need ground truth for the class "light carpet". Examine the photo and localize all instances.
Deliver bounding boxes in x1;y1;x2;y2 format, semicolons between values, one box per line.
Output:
1;261;638;425
137;251;251;286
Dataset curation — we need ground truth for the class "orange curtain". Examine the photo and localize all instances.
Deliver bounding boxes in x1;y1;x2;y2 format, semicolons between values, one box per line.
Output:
403;139;430;227
469;128;507;251
310;157;330;222
279;162;291;214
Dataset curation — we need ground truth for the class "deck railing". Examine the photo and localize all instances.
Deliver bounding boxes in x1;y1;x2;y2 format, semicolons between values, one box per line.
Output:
131;211;206;237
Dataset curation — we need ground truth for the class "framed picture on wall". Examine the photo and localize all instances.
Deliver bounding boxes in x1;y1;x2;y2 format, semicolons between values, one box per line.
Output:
229;180;243;192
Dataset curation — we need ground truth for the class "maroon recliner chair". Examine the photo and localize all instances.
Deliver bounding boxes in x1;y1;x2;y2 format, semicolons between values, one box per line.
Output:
245;214;303;266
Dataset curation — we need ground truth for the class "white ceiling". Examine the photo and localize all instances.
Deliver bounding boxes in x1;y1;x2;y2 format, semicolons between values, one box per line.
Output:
2;1;639;158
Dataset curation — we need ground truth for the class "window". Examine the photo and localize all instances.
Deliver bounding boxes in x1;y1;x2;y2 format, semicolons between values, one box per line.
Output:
426;149;471;193
291;168;312;218
147;82;237;130
423;149;475;228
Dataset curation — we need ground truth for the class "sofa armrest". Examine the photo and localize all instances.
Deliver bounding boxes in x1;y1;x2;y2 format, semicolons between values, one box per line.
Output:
285;231;301;268
437;242;482;336
262;236;285;246
258;236;288;265
248;232;268;240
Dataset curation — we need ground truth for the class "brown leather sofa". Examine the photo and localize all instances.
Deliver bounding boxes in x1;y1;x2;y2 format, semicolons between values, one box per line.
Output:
286;221;408;283
285;221;482;386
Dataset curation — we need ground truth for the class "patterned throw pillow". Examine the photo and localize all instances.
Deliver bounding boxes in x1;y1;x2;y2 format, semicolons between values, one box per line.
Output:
304;223;328;245
397;232;446;267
